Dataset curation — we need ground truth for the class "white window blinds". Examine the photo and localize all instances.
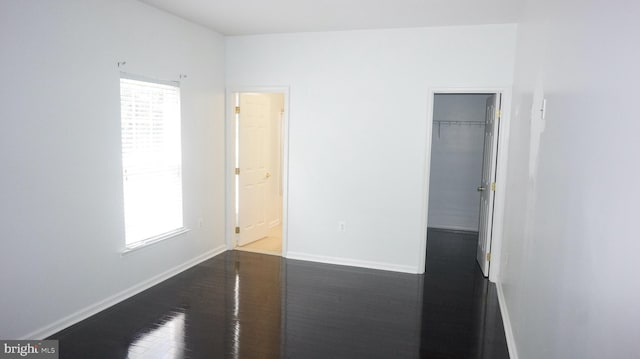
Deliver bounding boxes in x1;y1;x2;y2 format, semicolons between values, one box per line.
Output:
120;75;184;247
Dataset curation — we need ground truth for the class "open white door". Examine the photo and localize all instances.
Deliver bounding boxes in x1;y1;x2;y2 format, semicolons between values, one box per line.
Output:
238;93;271;246
476;94;501;277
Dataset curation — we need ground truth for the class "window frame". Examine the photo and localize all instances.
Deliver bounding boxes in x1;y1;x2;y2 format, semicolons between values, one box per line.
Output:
119;72;188;253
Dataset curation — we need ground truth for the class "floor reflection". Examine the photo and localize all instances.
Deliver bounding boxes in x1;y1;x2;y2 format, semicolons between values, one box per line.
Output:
224;254;282;359
421;228;509;358
282;258;423;359
127;311;185;358
231;263;240;358
51;234;507;359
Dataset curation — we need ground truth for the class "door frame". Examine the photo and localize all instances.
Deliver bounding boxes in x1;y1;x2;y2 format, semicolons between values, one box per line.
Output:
419;87;512;282
225;86;290;257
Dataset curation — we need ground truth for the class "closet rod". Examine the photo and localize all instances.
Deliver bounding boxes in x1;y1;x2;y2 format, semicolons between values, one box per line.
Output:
433;120;485;125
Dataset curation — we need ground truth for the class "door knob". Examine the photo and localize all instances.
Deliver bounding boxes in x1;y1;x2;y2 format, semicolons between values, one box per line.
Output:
265;172;271;179
477;186;486;191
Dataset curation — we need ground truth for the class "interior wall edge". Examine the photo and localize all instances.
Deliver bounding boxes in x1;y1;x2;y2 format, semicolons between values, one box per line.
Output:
24;245;227;340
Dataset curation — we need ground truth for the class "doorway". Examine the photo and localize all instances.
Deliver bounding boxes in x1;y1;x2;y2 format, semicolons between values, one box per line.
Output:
228;90;288;256
422;90;507;280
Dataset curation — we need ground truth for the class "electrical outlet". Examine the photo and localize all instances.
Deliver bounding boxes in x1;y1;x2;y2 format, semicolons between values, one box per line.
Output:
338;221;346;232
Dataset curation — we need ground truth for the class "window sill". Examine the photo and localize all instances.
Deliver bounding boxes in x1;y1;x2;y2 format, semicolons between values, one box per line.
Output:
121;227;190;255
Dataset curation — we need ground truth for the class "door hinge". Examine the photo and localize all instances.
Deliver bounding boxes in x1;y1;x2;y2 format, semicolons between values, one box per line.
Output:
235;226;240;234
496;109;501;118
235;167;240;175
235;106;240;114
491;182;496;191
486;252;491;262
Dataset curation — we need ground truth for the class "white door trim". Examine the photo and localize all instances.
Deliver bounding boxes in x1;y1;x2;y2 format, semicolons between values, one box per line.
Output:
225;86;291;257
419;87;512;282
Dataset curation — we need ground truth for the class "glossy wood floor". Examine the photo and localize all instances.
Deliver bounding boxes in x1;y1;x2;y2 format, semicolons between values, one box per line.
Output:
49;228;509;358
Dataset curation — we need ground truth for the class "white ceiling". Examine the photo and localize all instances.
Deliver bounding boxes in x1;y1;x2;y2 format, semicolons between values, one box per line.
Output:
139;0;521;36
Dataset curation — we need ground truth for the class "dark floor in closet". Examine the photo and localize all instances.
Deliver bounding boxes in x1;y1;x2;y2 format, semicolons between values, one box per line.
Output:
49;228;509;358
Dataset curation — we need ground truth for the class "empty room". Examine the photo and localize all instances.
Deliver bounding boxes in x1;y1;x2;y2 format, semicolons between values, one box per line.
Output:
1;0;638;358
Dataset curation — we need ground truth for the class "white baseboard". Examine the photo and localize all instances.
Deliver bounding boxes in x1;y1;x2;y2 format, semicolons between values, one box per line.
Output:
24;244;227;340
496;283;519;359
286;251;418;274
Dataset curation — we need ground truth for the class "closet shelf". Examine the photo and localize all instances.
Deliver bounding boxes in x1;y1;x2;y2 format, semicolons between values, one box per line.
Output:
434;120;485;138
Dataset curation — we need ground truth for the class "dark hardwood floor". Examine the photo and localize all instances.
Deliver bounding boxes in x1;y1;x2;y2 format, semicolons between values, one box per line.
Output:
49;228;509;358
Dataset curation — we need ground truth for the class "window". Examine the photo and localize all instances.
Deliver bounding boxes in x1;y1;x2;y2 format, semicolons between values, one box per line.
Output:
120;74;185;248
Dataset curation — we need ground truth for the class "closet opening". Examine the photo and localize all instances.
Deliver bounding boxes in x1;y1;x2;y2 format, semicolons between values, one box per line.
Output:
423;92;503;278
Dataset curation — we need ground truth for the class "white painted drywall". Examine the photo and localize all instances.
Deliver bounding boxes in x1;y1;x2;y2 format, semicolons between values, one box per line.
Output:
500;0;640;358
0;0;226;339
427;94;491;231
226;25;517;272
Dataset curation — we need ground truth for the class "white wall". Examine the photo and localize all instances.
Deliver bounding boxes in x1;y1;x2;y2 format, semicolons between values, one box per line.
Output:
0;0;226;339
428;94;491;231
226;25;517;272
500;0;640;357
